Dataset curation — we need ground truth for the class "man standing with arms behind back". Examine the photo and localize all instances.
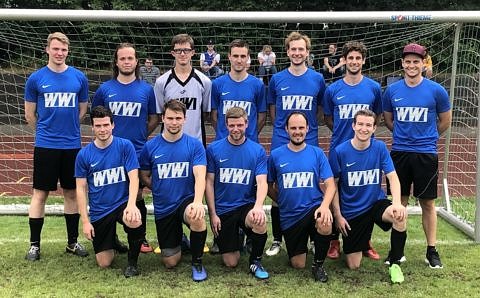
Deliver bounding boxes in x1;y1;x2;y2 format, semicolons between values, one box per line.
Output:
322;41;382;260
155;34;211;147
383;43;451;269
24;32;89;261
92;42;159;253
266;31;326;256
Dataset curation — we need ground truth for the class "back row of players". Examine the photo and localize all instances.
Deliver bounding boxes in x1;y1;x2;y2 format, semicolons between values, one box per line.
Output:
24;31;451;283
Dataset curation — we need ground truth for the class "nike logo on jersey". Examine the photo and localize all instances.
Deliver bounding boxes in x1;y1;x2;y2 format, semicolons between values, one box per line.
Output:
280;163;289;168
41;85;51;89
154;154;164;159
221;92;230;96
108;94;117;98
393;98;403;102
346;162;356;167
90;162;99;167
219;159;229;163
281;87;290;91
336;95;346;100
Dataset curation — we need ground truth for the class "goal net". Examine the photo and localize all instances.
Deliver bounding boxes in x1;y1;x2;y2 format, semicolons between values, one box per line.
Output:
0;11;478;240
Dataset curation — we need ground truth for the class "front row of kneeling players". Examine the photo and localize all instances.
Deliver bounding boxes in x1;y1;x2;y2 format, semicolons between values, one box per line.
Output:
76;102;407;283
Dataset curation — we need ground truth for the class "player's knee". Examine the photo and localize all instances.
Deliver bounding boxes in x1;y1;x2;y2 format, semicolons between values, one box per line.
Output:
223;255;239;268
188;217;206;232
251;222;267;234
163;256;180;269
346;260;361;270
393;218;407;232
290;256;306;269
316;222;332;236
96;257;113;268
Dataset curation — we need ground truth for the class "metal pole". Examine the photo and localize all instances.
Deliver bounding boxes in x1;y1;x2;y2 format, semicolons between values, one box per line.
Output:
476;68;480;243
442;23;461;207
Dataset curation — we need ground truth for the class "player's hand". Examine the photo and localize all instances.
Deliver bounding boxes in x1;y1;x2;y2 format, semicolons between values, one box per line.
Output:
210;214;221;237
82;222;95;241
390;203;407;221
123;205;142;224
335;215;351;237
189;202;205;221
250;206;266;226
314;205;333;226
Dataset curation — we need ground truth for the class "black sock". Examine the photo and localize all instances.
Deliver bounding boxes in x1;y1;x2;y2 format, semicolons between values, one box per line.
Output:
314;234;330;264
64;213;80;245
29;217;44;247
190;230;207;265
136;199;147;238
127;230;143;267
249;232;267;264
271;206;282;242
427;245;436;253
390;228;407;265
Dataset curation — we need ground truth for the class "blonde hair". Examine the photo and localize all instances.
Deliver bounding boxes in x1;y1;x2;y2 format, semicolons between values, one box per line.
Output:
47;32;70;47
284;32;311;51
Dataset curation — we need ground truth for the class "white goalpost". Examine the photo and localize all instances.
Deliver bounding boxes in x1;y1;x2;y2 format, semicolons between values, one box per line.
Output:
0;9;479;241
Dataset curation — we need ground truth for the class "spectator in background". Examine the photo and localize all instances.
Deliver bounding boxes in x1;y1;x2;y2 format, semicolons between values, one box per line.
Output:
257;45;277;84
139;57;161;86
200;40;222;79
323;43;345;84
423;51;433;79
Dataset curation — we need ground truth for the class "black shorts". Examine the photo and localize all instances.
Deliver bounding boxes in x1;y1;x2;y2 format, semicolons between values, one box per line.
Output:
283;206;319;259
217;203;254;254
91;202;144;254
155;197;193;254
342;199;392;255
388;151;438;199
33;147;79;191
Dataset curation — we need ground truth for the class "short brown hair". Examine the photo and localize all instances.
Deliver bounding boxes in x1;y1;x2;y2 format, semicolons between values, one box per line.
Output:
342;41;367;59
353;109;377;125
47;32;70;47
172;34;194;50
113;42;139;79
285;32;311;51
229;39;249;55
164;100;186;117
225;107;248;124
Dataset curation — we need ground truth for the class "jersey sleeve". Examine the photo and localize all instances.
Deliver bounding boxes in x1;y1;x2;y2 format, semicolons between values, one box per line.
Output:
78;72;89;102
154;77;166;114
322;86;334;116
267;154;277;183
255;81;267;113
206;145;216;174
328;147;341;178
24;73;38;102
124;140;140;172
91;85;105;107
255;147;268;176
318;149;334;181
382;87;393;112
435;83;451;113
139;143;152;171
192;140;207;166
202;76;212;113
147;86;157;115
74;149;88;178
266;76;277;105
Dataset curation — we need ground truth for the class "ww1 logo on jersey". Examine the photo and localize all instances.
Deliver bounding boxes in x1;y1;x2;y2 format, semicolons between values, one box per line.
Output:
175;98;197;110
338;104;370;119
157;162;189;179
44;93;76;108
222;101;252;115
396;107;428;122
347;169;379;186
219;168;251;185
93;167;126;187
109;102;141;117
282;172;314;188
282;95;313;110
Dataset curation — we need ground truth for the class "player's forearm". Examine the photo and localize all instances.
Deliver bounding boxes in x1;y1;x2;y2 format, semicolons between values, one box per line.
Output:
139;170;152;189
254;178;268;209
205;175;217;216
267;183;278;202
193;166;207;204
79;102;88;121
211;110;218;131
321;178;336;208
127;170;140;207
75;180;90;224
387;172;402;206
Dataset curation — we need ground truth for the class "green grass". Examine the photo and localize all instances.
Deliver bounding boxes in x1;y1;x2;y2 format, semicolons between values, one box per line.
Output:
0;215;478;297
